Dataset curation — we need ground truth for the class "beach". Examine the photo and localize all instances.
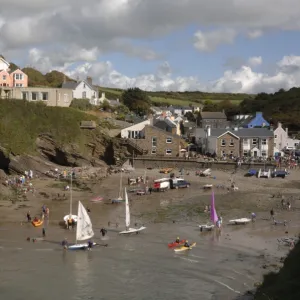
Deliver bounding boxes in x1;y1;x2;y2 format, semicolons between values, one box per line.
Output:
0;167;299;299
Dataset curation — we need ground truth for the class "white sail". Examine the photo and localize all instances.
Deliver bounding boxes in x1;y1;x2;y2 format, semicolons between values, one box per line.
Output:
76;201;94;241
125;188;130;229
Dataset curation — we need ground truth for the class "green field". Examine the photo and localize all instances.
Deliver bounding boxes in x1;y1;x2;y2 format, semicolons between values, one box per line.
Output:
99;87;251;106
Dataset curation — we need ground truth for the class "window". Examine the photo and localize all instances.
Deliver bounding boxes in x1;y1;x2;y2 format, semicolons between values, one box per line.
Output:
152;137;157;147
15;73;23;80
82;91;86;98
166;149;172;155
274;135;277;138
31;92;38;101
262;151;267;156
3;75;6;80
295;143;298;147
15;83;23;87
22;92;28;100
221;150;226;157
229;150;234;155
221;139;226;146
42;92;48;101
151;148;156;154
229;139;234;146
166;137;172;143
64;94;69;103
252;138;257;145
243;150;248;156
83;84;86;88
261;139;267;145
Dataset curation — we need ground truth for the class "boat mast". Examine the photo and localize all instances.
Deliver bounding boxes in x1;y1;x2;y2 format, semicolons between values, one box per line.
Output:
70;171;73;216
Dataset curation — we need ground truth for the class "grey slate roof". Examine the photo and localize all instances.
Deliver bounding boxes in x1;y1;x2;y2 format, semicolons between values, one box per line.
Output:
200;111;227;119
62;81;79;89
62;80;98;91
194;127;274;138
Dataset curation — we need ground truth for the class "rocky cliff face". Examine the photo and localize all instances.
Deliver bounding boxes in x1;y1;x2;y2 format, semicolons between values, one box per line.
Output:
0;133;127;175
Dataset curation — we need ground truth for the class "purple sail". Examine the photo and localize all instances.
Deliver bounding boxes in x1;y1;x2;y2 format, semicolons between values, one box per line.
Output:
210;191;218;224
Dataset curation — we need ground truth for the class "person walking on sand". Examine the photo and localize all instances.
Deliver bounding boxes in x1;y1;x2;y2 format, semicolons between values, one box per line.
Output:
270;208;275;221
27;211;31;222
42;228;46;238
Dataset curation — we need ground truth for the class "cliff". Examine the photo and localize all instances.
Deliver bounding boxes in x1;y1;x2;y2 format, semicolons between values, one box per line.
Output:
0;100;126;174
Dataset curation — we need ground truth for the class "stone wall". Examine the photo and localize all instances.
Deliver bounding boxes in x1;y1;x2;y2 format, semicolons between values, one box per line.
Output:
131;157;276;171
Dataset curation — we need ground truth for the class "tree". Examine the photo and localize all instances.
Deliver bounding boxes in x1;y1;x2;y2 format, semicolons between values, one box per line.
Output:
100;100;111;111
184;111;196;122
121;88;151;116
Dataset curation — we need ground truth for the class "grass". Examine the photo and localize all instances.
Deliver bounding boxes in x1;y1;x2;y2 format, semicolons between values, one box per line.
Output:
0;99;106;155
99;87;251;106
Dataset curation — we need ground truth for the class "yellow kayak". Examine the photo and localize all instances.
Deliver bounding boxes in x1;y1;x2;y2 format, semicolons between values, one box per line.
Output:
174;242;196;252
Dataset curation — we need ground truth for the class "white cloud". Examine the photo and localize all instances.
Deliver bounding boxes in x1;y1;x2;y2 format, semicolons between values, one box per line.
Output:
1;1;300;56
194;29;236;52
27;49;300;94
248;56;262;67
247;29;263;39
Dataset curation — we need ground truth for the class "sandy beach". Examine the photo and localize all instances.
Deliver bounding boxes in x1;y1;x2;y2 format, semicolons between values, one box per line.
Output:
0;166;299;299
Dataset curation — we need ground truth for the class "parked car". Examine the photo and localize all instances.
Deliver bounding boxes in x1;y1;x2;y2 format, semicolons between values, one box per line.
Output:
174;180;191;189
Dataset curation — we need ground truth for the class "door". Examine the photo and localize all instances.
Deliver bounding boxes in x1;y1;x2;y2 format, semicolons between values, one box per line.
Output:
253;151;258;157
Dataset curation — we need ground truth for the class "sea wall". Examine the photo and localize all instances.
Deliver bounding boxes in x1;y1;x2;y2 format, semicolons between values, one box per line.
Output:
131;157;276;171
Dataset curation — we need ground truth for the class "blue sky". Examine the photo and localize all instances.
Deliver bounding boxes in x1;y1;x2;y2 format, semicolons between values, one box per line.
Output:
1;0;300;93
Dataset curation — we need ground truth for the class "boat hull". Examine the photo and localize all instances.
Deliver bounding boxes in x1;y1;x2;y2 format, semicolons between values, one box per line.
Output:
229;218;251;225
32;220;43;227
68;242;97;250
63;215;78;223
174;242;196;252
168;240;186;248
199;225;214;231
119;226;146;234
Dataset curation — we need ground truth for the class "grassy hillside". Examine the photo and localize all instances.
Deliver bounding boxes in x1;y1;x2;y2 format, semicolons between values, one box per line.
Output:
99;87;250;106
0;99;100;155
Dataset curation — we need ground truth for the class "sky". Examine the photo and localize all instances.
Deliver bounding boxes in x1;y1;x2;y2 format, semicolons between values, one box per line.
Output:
1;0;300;93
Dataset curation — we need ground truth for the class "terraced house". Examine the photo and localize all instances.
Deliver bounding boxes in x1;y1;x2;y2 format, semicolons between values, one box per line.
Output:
196;126;274;157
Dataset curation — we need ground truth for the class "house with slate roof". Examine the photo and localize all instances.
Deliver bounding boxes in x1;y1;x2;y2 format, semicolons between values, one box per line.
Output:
198;111;229;128
62;77;99;105
195;126;274;157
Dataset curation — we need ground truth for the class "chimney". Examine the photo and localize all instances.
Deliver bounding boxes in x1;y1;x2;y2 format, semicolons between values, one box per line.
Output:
149;115;153;125
63;75;66;83
286;127;288;136
86;76;92;85
277;122;282;128
101;92;105;99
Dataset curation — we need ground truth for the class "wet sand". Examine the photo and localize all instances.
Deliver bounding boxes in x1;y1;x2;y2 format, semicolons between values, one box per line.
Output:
0;167;299;299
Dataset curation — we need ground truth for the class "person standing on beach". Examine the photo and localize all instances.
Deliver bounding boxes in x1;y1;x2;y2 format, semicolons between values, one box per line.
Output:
42;228;46;238
27;211;31;222
270;208;275;221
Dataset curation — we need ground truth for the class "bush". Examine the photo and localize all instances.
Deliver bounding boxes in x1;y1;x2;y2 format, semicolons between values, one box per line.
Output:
70;99;93;111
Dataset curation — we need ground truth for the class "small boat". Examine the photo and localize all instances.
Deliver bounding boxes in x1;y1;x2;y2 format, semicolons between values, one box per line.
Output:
63;172;77;224
229;218;251;225
32;219;43;227
199;191;219;231
174;242;196;252
112;171;125;203
203;184;213;190
68;201;96;250
168;240;186;248
199;224;214;231
119;188;146;234
90;196;104;203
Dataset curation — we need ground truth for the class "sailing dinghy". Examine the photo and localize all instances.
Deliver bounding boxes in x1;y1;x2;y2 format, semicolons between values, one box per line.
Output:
199;191;218;231
112;171;125;203
63;172;78;225
119;187;146;234
68;201;96;250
